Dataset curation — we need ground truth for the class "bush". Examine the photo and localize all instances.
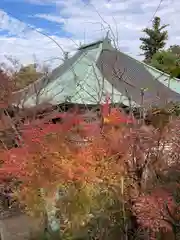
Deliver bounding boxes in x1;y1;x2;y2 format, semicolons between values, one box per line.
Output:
1;96;180;239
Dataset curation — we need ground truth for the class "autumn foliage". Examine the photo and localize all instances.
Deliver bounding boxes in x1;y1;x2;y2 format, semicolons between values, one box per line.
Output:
1;72;180;239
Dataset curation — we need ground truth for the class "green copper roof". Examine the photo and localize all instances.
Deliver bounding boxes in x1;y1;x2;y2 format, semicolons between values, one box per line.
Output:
14;37;180;108
144;64;180;94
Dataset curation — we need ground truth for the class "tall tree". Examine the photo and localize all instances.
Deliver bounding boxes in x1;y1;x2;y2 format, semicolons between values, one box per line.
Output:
140;16;169;63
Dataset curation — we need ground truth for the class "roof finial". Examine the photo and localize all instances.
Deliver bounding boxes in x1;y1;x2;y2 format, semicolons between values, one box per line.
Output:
105;30;110;40
64;52;69;61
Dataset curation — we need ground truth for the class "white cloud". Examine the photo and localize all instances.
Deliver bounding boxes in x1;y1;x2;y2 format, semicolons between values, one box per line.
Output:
33;14;66;24
0;10;27;36
33;0;180;56
0;9;80;68
0;34;78;65
0;0;180;67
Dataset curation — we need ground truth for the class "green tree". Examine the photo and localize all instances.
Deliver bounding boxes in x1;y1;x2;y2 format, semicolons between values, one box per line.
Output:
140;16;169;63
169;44;180;58
13;64;43;91
150;50;180;79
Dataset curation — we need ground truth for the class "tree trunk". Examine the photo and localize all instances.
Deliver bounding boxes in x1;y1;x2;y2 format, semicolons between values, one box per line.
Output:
40;188;60;234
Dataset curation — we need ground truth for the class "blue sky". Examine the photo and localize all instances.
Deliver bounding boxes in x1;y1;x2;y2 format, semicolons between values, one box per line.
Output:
0;0;179;67
0;0;68;36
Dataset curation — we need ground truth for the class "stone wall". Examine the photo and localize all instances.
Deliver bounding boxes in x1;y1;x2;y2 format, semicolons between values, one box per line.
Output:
0;214;43;240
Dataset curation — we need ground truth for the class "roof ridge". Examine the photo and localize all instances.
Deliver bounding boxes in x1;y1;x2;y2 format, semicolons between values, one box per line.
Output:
78;39;104;50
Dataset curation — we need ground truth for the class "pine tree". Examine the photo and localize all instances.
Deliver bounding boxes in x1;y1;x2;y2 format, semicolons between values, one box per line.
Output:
140;16;169;63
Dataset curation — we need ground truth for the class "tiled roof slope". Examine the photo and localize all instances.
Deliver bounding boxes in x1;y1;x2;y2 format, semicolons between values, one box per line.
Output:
13;37;180;108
